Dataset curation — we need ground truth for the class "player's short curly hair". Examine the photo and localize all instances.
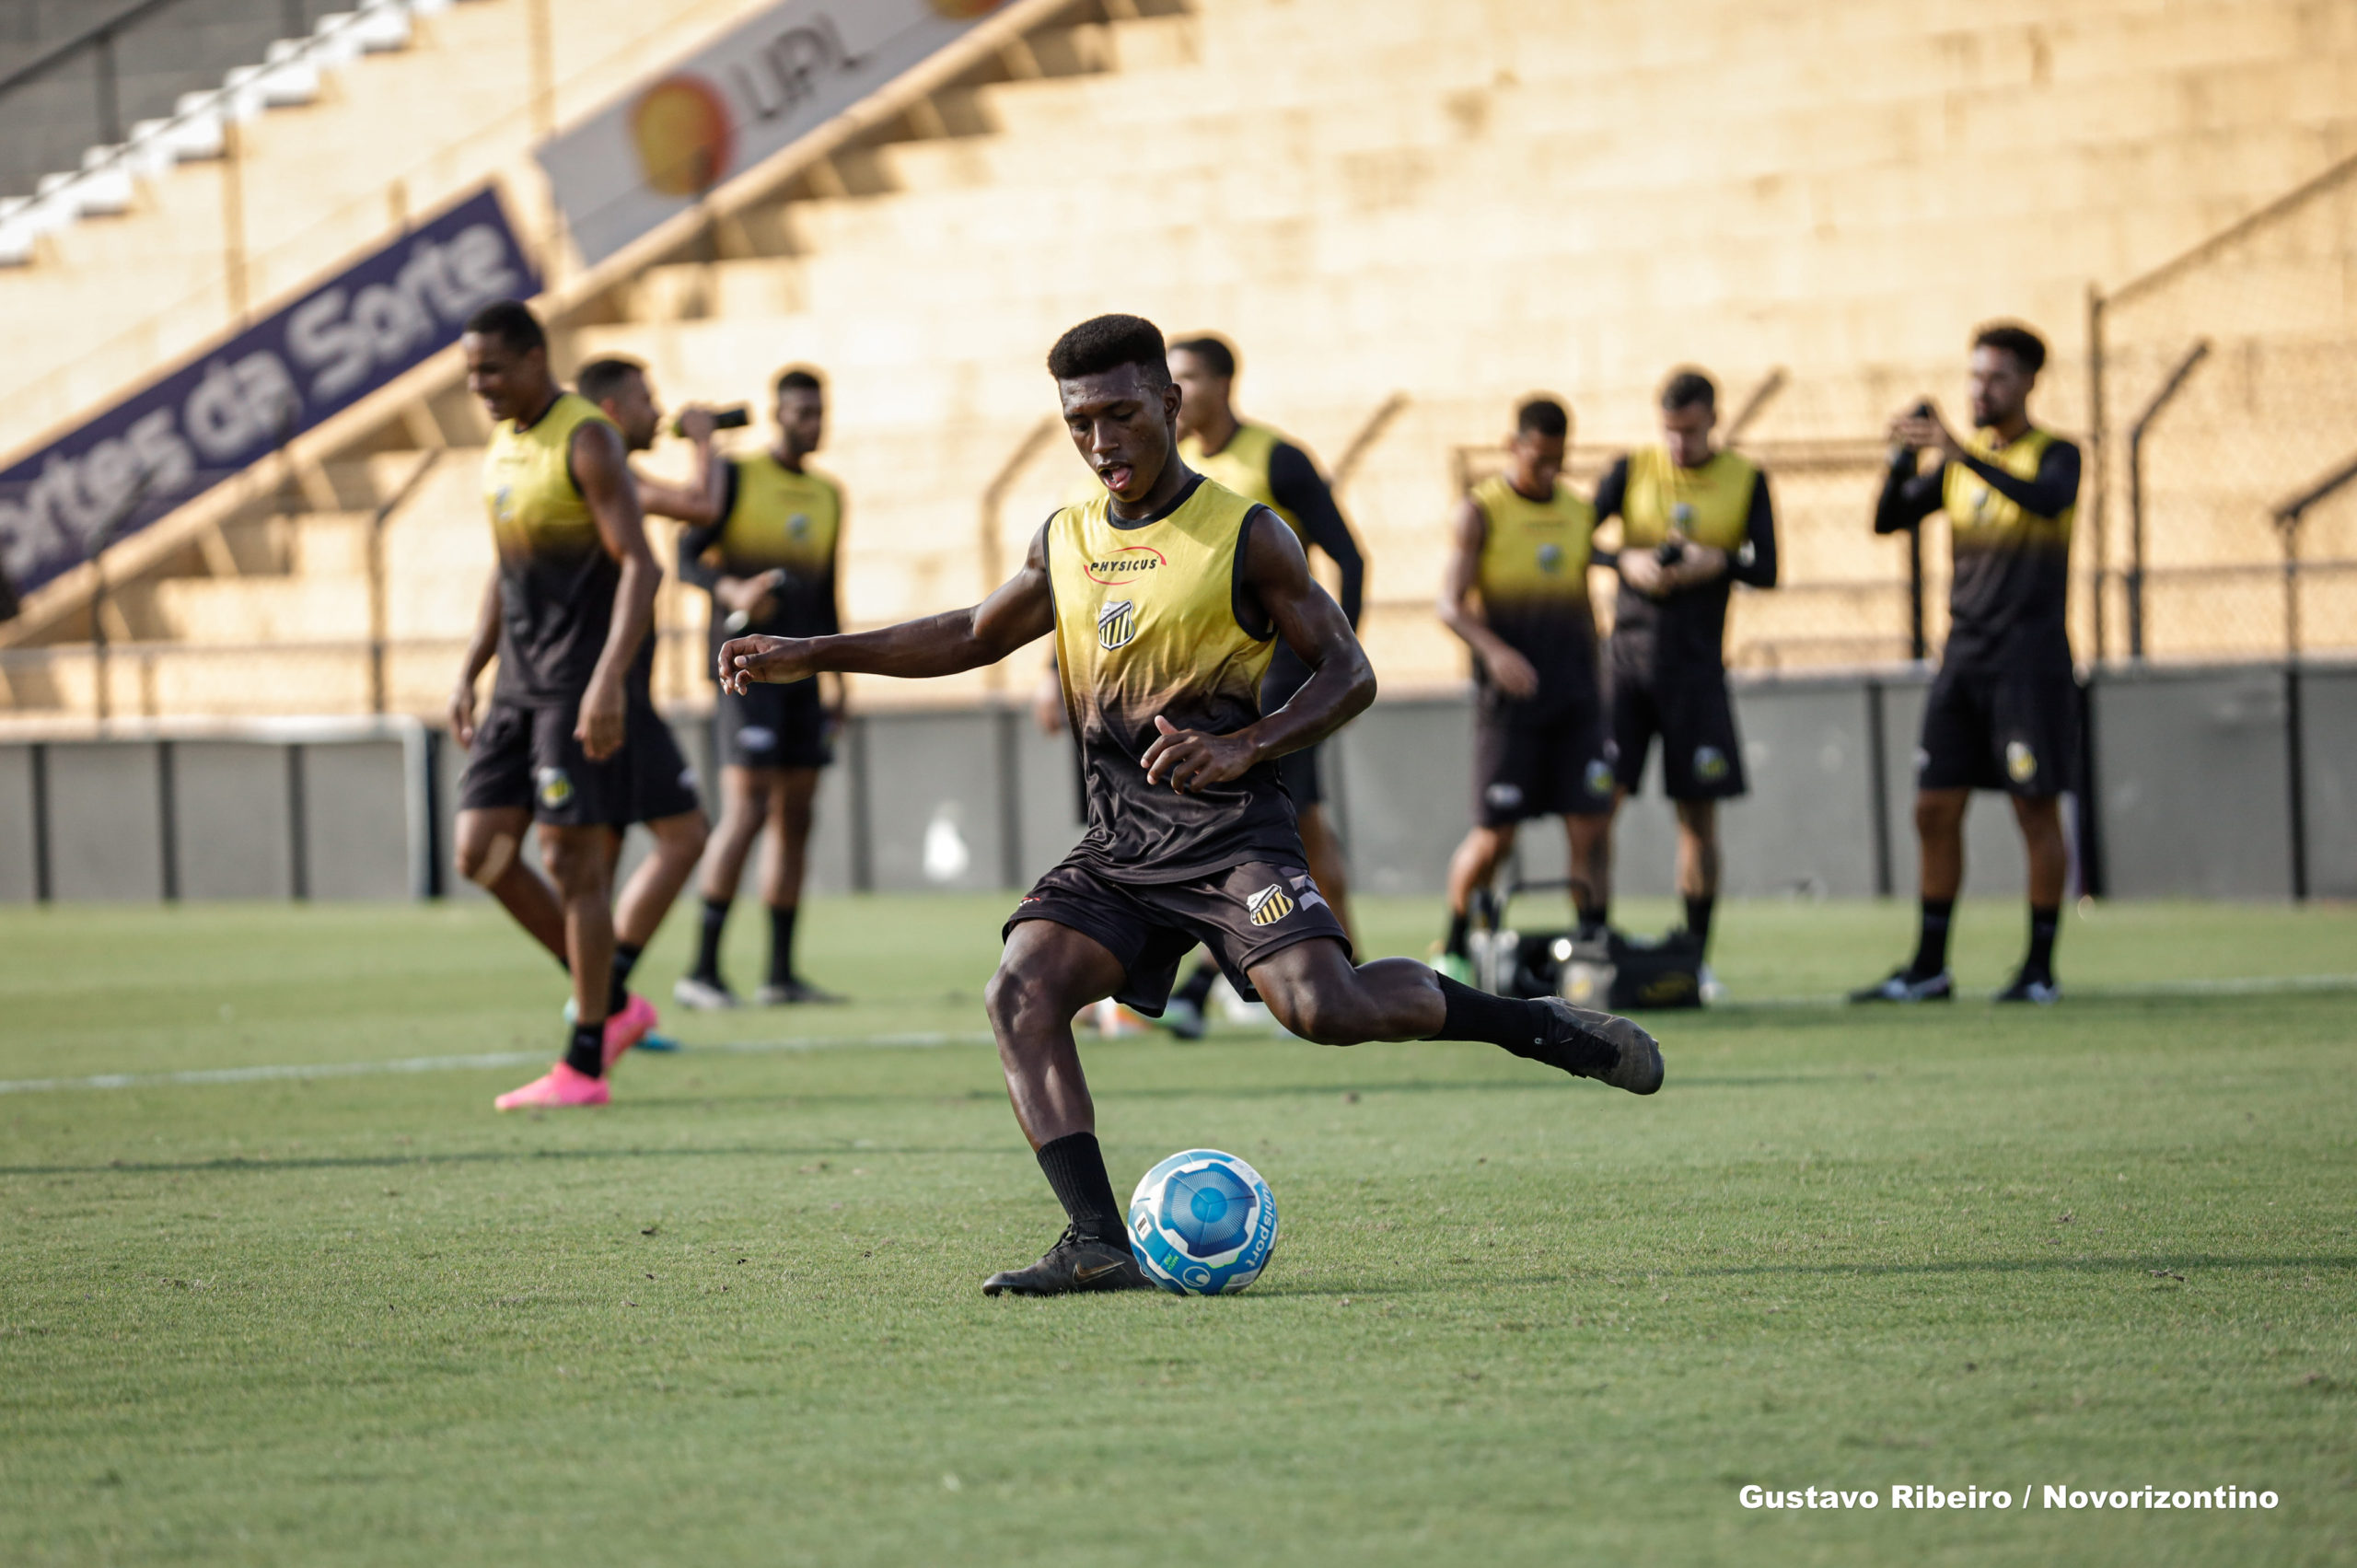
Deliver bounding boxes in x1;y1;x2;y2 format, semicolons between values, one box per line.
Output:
1973;321;2048;375
1659;368;1716;412
774;365;824;396
1515;397;1570;438
575;356;645;406
462;298;545;356
1167;334;1237;379
1047;314;1170;387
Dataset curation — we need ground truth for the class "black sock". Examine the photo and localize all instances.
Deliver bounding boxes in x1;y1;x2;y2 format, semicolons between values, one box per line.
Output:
1174;960;1218;1011
1430;973;1553;1061
2026;903;2060;981
767;904;797;987
608;942;642;1016
1683;895;1715;947
562;1020;604;1078
1444;910;1470;958
1034;1132;1126;1246
1575;899;1608;936
693;897;728;984
1910;898;1955;980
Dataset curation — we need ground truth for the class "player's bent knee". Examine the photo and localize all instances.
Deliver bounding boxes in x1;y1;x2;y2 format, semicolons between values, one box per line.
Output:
460;830;517;889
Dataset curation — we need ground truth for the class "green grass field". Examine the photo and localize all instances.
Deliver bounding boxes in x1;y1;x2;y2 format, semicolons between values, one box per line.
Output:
3;893;2352;1567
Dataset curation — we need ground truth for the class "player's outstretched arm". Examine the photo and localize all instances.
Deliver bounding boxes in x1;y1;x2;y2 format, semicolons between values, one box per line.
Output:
574;419;661;761
718;523;1054;693
1143;509;1375;793
1433;494;1538;700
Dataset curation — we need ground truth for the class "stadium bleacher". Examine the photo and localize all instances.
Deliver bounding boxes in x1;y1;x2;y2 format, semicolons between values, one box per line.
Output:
2;0;2354;723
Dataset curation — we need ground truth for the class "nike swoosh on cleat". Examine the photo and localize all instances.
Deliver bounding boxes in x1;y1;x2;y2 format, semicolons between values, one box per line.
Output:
1074;1260;1130;1283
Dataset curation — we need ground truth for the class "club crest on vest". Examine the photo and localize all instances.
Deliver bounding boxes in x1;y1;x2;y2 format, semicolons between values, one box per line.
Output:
1097;599;1138;651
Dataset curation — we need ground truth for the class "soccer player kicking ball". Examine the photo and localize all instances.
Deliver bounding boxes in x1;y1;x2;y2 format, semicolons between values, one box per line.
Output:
449;302;707;1110
1852;322;2084;1005
720;316;1663;1297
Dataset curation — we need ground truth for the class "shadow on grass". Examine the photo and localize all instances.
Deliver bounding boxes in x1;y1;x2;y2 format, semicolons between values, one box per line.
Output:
1685;1254;2357;1279
0;1144;1013;1178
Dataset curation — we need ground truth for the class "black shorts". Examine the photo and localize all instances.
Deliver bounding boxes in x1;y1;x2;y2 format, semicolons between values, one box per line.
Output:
1274;741;1324;808
1005;853;1352;1017
458;697;702;827
716;677;832;770
1610;666;1747;800
1918;664;2079;797
1474;706;1616;826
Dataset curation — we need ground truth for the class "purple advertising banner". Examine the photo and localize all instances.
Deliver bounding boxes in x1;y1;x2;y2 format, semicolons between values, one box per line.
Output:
0;184;539;598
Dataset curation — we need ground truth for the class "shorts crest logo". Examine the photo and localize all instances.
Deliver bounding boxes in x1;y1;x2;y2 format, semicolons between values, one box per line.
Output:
1097;599;1138;651
2006;739;2038;784
536;767;574;809
1246;884;1295;926
1585;758;1617;796
1694;745;1729;782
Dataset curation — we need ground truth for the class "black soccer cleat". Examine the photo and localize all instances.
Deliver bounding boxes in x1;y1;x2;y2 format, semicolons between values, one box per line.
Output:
1528;998;1664;1096
1993;970;2061;1005
981;1227;1153;1297
1849;968;1954;1004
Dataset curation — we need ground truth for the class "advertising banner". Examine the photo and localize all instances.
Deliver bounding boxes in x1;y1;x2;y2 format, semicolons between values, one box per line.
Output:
539;0;1011;269
0;185;538;599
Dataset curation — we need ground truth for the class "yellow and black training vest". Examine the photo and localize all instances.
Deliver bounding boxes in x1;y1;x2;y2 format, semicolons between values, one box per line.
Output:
1470;473;1598;715
482;391;643;703
697;452;842;656
1943;425;2075;670
1178;421;1302;541
1611;445;1762;675
1048;474;1298;882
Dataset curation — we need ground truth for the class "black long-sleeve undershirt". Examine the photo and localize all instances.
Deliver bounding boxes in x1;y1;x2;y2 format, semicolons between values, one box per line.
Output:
1879;433;2082;671
1265;440;1364;628
1875;439;2081;535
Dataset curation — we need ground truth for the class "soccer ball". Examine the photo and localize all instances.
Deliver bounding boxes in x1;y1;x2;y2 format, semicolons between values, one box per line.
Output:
1126;1149;1278;1295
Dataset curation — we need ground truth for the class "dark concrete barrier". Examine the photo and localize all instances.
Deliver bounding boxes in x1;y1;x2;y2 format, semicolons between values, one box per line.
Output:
2;663;2345;905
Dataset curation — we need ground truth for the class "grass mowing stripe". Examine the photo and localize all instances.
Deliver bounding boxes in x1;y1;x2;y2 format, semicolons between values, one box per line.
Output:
0;1030;1000;1096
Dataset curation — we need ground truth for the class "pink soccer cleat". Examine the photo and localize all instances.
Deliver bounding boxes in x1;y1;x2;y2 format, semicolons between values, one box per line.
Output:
603;993;658;1070
493;1061;610;1111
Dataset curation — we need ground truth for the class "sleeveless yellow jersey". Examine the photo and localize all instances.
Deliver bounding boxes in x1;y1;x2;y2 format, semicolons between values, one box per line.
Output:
1047;474;1297;881
1178;421;1302;540
1943;425;2075;669
700;452;842;650
482;391;640;703
1470;473;1598;714
1619;446;1758;552
1612;444;1764;675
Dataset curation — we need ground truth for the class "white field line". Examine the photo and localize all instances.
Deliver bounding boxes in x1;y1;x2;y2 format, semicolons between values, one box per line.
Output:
5;970;2353;1098
1724;972;2357;1009
0;1032;996;1097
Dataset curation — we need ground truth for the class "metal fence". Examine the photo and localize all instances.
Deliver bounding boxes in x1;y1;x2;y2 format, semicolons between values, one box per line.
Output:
2087;149;2357;666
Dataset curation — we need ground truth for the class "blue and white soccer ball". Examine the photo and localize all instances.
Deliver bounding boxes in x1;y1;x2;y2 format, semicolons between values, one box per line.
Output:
1127;1149;1278;1295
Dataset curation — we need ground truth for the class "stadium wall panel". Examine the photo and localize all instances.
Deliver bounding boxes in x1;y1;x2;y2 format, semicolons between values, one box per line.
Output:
173;741;295;900
2095;668;2293;900
859;711;1005;895
44;743;164;901
1013;714;1086;889
1717;681;1882;900
0;744;33;903
299;739;412;901
2293;666;2357;900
